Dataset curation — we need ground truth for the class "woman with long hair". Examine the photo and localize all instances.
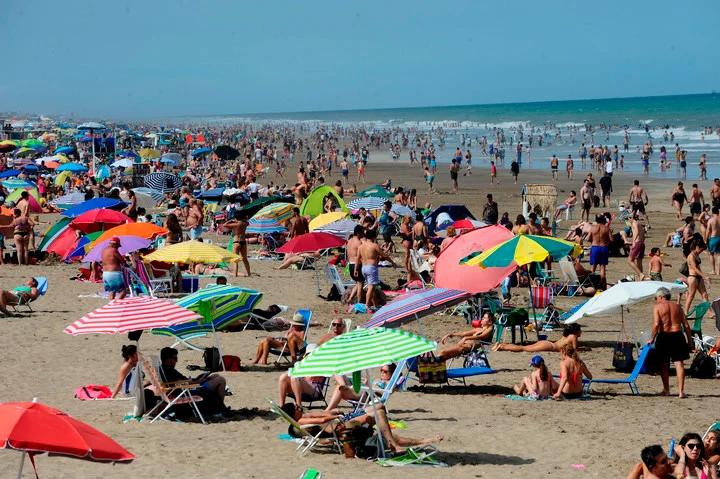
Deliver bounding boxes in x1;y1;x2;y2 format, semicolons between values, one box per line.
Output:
673;432;718;479
552;344;592;400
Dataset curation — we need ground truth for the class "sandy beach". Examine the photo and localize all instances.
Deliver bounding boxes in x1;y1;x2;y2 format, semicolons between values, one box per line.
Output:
1;158;718;479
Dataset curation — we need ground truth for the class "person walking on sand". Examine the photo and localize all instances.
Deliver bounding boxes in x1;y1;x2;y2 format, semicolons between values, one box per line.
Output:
705;206;720;275
627;215;647;280
490;160;498;184
510;158;520;184
550;155;559;181
566;154;574;179
449;159;460;194
579;179;593;222
589;214;611;288
355;229;395;310
688;183;705;220
223;212;251;277
629;180;651;228
102;236;127;300
684;239;711;314
650;287;693;398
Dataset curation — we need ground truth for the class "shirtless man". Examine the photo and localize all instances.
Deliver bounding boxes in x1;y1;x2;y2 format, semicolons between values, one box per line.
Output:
355;229;395;309
186;200;205;240
650;287;693;397
288;207;309;238
626;215;647;279
102;237;126;299
579;179;593;222
711;178;720;209
688;183;705;220
346;225;365;304
704;206;720;274
223;212;250;277
628;180;650;227
589;214;611;288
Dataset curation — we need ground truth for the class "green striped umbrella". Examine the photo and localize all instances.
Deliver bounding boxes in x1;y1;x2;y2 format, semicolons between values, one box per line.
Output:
288;327;436;378
460;234;581;268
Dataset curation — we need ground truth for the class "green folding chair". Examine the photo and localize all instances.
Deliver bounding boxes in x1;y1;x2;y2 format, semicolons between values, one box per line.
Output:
687;301;711;339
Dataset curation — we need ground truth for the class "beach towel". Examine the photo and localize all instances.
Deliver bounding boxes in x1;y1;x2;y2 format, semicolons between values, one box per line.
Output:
504;394;543;401
74;384;112;400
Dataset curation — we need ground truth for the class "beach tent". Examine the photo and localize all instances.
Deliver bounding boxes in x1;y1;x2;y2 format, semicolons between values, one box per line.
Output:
425;205;476;234
299;185;348;218
238;196;294;217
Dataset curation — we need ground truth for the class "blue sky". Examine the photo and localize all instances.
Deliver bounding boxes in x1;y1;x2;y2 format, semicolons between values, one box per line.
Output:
1;0;718;118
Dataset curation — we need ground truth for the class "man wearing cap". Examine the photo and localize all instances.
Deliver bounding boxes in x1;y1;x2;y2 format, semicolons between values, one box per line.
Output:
101;236;126;299
252;312;306;365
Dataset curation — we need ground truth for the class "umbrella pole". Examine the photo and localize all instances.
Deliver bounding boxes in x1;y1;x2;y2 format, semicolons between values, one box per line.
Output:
211;323;226;372
91;128;96;177
17;398;39;478
366;371;385;459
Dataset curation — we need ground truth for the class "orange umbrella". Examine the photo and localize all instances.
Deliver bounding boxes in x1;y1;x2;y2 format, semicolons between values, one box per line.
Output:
93;223;168;245
44;161;60;169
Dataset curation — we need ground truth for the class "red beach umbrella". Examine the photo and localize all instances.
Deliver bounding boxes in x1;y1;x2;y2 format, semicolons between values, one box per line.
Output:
0;400;134;477
276;231;347;254
69;208;132;233
434;225;516;294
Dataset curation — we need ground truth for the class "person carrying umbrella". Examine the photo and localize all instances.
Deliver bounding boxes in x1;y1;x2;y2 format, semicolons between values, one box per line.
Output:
102;237;127;299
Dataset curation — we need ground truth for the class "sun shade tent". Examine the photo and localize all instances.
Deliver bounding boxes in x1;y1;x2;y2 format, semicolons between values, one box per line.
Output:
424;205;476;234
300;185;348;218
144;172;181;193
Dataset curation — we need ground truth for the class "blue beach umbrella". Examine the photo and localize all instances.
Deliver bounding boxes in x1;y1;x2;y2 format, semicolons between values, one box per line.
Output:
56;162;88;173
191;147;212;158
160;153;181;165
246;217;287;234
347;196;386;211
61;197;127;218
2;179;35;190
0;169;22;179
22;164;39;174
54;146;76;155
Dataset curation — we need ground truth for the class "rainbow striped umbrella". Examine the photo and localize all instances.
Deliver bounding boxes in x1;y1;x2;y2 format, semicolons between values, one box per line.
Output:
252;202;294;223
363;288;470;329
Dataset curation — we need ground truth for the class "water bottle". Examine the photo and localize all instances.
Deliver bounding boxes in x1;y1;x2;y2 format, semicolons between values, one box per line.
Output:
668;438;676;459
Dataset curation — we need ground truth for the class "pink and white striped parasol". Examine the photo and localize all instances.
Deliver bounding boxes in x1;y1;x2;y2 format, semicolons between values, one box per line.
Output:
64;296;201;335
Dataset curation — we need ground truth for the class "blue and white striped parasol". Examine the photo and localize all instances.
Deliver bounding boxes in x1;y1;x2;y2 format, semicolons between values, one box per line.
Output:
144;172;181;193
314;219;359;239
391;204;416;220
347;196;386;211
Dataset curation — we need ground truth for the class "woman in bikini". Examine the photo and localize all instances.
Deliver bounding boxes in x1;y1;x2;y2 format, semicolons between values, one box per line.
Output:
552;344;592;400
398;215;413;274
411;214;428;250
438;312;495;360
0;277;40;317
493;323;582;352
672;182;689;220
684;238;711;315
673;432;718;479
110;344;147;398
223;212;251;277
11;208;33;265
164;213;184;244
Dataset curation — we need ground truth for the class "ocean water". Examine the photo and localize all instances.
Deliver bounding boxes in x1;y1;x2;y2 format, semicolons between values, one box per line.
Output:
191;93;720;178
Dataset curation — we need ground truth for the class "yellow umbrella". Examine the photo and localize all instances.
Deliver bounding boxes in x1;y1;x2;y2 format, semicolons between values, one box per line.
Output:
138;148;161;160
143;240;240;264
56;154;70;163
54;170;72;186
252;202;294;222
309;211;348;231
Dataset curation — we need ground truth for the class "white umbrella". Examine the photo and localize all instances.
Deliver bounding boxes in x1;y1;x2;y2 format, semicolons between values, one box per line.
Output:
565;281;687;324
111;158;134;168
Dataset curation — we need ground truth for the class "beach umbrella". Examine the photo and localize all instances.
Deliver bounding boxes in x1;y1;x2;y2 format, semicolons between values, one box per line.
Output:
38;217;72;251
111;158;133;168
355;185;394;199
289;327;436;378
191;147;212;158
309;211;348;231
2;179;35;190
143;240;241;264
132;187;164;203
54;170;72;187
138;148;161;160
434;225;515;294
50;192;86;210
363;288;471;329
77;122;106;131
69;209;132;233
116;150;139;160
62;198;126;218
160;152;181;164
64;296;200;335
21;164;38;174
96;165;111;181
452;219;486;231
276;232;346;254
223;188;243;198
347;197;386;211
0;169;21;179
64;231;103;262
19;138;45;149
391;204;416;220
460;234;581;268
144;172;180;193
246;217;287;234
6;187;40;204
564;281;688;324
35;155;62;165
252;202;294;223
0;400;134;478
93;223;168;244
197;187;225;201
314;219;358;239
213;145;239;161
13;147;38;157
155;284;263;336
53;145;75;155
56;162;88;173
0;140;18;153
238;196;294;217
83;236;152;263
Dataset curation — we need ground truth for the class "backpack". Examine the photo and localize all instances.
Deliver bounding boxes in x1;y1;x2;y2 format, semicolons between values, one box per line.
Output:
203;347;222;372
689;351;717;379
222;355;242;372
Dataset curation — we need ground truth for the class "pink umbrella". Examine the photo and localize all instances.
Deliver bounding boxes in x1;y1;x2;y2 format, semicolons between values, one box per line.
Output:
276;232;346;254
434;225;516;294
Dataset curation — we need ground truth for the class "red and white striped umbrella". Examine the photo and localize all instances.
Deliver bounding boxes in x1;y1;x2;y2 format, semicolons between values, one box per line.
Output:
64;296;201;335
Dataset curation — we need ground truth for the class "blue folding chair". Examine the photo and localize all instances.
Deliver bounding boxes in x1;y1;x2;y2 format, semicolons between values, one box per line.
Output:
586;343;653;395
270;309;312;364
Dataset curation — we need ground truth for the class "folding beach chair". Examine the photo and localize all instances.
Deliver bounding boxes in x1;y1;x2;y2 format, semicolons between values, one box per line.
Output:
324;264;355;296
446;343;496;386
557;259;594;297
408;249;433;287
376;446;447;468
349;359;408;412
140;354;206;424
136;261;174;297
11;276;48;313
586;343;653;395
242;304;289;331
268;399;342;456
285;377;330;410
687;301;712;340
703;422;720;440
530;286;560;330
269;309;312;364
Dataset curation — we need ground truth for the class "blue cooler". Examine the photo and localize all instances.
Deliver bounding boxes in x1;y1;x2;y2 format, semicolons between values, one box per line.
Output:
181;275;199;293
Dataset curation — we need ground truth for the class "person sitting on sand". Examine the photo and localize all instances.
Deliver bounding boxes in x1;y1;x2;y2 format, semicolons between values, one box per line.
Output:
494;323;582;352
110;344;145;398
0;277;39;317
513;354;558;399
280;401;443;455
552;344;591;400
253;313;307;365
705;429;720;470
673;432;718;479
437;312;495;360
626;445;674;479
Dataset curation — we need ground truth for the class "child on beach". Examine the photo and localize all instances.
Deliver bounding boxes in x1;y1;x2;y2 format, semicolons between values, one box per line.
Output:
648;247;670;281
423;166;435;192
490;161;497;184
513;355;558;399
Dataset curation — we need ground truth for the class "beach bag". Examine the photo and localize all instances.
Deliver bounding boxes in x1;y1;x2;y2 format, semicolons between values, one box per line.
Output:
222;355;242;372
679;261;689;277
74;384;112;400
689;351;716;378
417;352;447;384
203;347;222;372
612;342;635;372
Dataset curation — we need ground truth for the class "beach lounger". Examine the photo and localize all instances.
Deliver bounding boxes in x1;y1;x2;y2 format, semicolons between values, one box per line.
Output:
687;301;712;340
586;343;653;395
269;309;312;364
557;259;595;297
242;304;289;331
349;359;407;412
376;446;446;467
141;354;206;424
408;249;433;287
11;276;48;313
268;399;342;456
324;264;355;296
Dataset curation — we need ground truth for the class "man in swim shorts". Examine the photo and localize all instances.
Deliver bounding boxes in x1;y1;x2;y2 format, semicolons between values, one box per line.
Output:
650;288;693;398
589;215;611;288
101;236;126;299
706;206;720;274
355;229;395;310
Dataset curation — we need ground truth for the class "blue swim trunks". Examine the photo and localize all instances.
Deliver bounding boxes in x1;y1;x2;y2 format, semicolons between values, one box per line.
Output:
103;271;126;293
361;265;380;285
709;236;720;254
189;225;204;240
589;245;609;266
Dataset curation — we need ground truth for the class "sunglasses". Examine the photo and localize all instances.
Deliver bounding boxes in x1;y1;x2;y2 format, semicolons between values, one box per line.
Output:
380;369;390;373
686;443;702;450
332;323;343;327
